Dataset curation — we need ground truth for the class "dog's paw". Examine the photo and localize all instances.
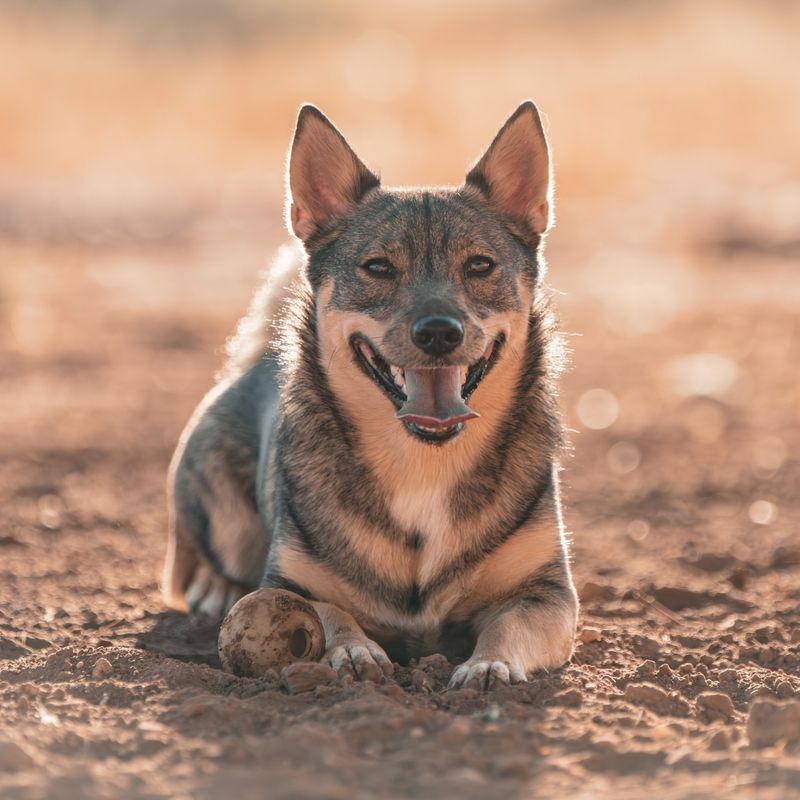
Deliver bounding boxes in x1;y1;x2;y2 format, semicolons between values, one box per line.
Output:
322;638;394;682
447;658;527;691
184;562;245;619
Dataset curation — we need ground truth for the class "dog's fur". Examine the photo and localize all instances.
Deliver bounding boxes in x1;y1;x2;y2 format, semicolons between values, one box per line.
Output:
163;101;578;689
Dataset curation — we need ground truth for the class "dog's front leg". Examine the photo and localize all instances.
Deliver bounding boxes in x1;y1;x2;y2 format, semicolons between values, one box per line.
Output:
311;601;394;682
448;590;578;691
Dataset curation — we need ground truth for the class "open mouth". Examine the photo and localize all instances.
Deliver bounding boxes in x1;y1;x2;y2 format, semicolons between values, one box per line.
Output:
350;333;504;444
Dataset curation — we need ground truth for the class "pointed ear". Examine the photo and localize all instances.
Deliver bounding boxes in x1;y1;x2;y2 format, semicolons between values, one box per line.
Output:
465;100;553;235
286;105;380;243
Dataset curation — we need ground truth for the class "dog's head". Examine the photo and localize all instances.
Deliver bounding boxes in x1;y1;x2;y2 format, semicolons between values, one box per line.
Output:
287;102;553;445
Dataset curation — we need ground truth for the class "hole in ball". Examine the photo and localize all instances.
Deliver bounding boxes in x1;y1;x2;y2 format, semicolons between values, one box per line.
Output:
289;627;312;659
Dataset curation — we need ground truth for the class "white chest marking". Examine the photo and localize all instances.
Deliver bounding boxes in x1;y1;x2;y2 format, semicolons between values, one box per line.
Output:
389;484;461;589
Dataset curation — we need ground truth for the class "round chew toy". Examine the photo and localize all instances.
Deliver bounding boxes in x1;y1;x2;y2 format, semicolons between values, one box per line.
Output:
218;588;326;677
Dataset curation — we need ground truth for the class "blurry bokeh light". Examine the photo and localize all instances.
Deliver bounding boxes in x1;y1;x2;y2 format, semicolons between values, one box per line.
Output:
607;441;641;474
752;436;788;475
577;389;619;430
664;353;738;399
748;500;778;526
627;520;650;542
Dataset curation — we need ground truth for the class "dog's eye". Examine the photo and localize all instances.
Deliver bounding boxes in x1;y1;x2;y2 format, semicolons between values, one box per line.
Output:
361;258;396;278
464;256;496;276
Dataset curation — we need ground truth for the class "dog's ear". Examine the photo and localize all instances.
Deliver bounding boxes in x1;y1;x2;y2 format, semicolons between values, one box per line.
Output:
287;105;380;243
466;100;553;235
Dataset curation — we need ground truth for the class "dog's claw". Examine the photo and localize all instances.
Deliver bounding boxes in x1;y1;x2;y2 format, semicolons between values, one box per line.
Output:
447;659;527;691
323;639;394;682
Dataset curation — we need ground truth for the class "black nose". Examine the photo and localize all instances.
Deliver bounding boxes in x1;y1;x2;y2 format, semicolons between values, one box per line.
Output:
411;315;465;356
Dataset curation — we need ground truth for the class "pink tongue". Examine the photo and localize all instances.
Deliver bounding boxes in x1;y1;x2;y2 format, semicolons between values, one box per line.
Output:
396;367;479;429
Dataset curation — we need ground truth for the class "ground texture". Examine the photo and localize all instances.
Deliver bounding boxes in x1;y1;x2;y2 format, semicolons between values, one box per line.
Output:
1;203;799;798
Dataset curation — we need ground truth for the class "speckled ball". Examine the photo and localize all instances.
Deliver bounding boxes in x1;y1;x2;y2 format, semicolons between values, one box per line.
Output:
218;589;325;677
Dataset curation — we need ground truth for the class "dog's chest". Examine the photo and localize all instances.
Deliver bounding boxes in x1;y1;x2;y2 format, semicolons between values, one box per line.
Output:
389;485;459;587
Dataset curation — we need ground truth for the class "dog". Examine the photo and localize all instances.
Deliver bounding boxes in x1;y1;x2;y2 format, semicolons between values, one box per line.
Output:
162;100;578;689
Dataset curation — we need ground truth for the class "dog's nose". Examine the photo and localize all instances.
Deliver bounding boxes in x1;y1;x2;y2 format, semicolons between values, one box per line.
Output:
411;315;464;356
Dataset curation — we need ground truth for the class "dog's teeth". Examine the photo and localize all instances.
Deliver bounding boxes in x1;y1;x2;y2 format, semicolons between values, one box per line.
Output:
417;424;454;434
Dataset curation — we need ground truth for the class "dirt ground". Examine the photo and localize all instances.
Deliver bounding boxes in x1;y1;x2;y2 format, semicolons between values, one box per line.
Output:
1;2;800;798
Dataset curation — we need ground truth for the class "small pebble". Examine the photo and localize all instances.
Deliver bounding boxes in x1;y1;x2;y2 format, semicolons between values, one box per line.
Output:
579;627;602;644
696;691;735;720
776;681;794;699
694;673;708;689
411;669;432;693
92;658;113;680
280;662;337;694
624;682;669;706
625;683;691;716
418;653;449;670
718;668;738;683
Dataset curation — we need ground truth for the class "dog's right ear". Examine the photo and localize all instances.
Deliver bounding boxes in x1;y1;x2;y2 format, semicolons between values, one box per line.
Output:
286;105;380;243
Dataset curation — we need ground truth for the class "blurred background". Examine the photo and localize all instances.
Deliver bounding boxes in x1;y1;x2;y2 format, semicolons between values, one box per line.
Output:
0;0;798;616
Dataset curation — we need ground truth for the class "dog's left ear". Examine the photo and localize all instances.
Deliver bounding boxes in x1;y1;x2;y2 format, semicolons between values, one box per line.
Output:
466;100;553;235
287;105;380;243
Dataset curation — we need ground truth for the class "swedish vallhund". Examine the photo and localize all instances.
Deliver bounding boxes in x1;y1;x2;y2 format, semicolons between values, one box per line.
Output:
162;100;578;690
